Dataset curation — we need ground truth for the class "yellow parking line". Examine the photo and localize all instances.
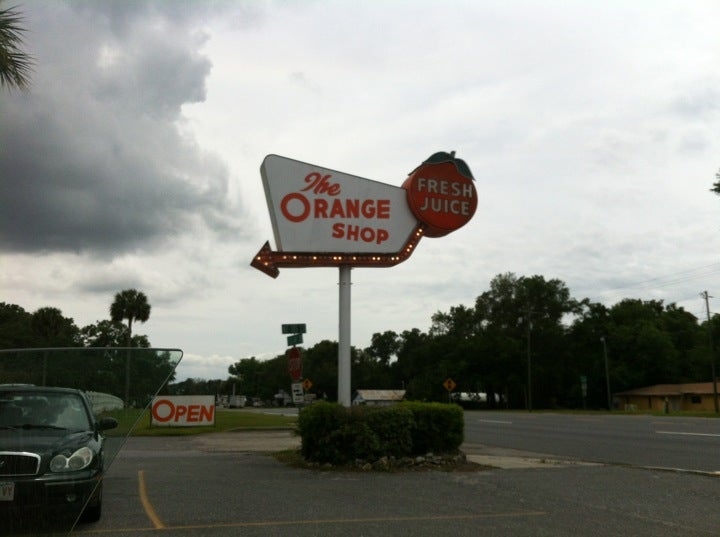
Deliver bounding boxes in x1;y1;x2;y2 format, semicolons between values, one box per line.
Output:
74;510;547;534
175;511;548;529
137;470;165;529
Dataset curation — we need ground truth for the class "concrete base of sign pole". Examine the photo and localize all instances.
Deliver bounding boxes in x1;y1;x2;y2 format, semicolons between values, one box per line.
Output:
338;265;352;406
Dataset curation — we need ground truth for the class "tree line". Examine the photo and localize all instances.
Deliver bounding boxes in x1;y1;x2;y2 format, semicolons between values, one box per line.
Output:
0;289;151;349
1;278;718;410
0;289;170;406
0;273;720;408
176;273;719;410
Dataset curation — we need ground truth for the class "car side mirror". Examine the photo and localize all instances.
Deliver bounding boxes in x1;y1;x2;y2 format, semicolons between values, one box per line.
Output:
97;416;119;431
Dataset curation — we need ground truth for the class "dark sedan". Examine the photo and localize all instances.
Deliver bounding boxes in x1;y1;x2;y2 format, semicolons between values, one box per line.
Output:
0;385;117;530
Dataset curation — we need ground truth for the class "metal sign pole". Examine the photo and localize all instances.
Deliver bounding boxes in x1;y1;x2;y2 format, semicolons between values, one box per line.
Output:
338;265;352;406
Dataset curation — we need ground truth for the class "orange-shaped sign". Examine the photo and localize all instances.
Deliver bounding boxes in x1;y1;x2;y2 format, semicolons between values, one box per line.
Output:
402;152;477;237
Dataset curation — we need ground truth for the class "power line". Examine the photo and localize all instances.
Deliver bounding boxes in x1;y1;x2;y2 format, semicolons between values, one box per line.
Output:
586;262;720;305
598;263;720;295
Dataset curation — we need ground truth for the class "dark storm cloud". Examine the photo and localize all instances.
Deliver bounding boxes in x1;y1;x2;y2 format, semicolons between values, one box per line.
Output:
0;1;246;255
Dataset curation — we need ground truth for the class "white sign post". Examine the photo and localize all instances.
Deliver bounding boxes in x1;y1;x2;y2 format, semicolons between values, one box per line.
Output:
338;265;352;407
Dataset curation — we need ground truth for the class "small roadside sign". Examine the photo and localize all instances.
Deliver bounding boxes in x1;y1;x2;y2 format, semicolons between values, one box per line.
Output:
302;378;312;391
282;323;307;334
291;382;304;404
287;333;303;346
443;378;457;392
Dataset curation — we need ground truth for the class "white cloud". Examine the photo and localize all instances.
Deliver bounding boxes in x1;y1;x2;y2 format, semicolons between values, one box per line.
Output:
2;0;719;381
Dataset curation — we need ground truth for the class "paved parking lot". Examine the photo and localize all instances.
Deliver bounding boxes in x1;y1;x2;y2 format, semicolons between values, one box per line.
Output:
69;432;720;537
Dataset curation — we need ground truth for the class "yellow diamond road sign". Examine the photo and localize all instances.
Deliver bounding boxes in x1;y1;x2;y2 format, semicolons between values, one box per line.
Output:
443;378;457;392
303;379;312;391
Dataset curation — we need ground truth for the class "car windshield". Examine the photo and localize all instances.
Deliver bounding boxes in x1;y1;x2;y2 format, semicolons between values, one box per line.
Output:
0;392;91;431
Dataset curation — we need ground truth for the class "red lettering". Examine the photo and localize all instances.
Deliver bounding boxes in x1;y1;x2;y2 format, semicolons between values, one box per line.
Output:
360;227;374;242
314;198;328;218
174;404;188;421
360;200;374;218
347;224;359;241
332;222;344;238
186;405;200;422
345;199;359;218
200;405;215;422
281;195;391;224
301;172;341;196
152;399;215;425
152;399;174;423
376;200;390;218
330;223;389;244
280;192;310;223
329;198;346;218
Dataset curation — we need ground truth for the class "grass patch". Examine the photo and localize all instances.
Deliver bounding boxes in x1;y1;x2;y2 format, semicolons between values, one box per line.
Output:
468;409;720;418
272;449;306;468
103;408;297;437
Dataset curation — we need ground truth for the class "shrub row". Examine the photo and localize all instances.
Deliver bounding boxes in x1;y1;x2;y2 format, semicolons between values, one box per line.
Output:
297;401;464;465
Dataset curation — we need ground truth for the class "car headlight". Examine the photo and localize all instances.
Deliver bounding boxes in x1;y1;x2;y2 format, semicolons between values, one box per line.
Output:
50;446;94;472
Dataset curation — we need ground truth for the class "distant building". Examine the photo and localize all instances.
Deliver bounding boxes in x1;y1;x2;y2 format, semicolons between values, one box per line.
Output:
614;381;719;412
451;392;503;404
352;389;406;406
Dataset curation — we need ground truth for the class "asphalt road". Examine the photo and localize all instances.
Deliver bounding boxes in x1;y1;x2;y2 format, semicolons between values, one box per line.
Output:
463;411;720;473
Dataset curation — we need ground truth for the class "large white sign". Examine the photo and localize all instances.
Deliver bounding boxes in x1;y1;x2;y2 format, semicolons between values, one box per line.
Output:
150;395;215;427
261;155;418;253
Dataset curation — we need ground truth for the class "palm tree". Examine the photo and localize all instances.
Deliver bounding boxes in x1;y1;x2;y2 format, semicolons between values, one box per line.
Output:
110;289;151;406
0;1;34;90
110;289;151;346
31;307;78;385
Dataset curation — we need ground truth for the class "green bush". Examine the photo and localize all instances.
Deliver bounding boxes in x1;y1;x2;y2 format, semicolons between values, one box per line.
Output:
402;401;464;454
361;405;414;458
297;401;347;461
325;419;380;463
297;401;464;465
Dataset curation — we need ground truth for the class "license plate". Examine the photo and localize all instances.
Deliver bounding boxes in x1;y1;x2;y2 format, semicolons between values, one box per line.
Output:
0;482;15;501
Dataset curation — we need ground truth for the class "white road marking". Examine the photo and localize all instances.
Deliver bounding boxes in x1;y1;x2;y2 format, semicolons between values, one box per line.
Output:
476;419;513;425
656;431;720;438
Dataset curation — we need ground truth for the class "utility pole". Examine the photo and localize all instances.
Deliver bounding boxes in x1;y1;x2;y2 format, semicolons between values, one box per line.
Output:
701;291;719;414
600;336;612;411
520;310;533;412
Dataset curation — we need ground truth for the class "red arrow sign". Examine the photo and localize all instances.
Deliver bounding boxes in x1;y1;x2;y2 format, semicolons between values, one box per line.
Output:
251;224;425;278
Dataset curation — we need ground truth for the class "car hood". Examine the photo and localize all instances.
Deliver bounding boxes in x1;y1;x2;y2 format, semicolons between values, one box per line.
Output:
0;429;96;454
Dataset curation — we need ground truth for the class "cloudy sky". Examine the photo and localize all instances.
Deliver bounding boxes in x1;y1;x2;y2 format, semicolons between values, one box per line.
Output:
2;0;719;382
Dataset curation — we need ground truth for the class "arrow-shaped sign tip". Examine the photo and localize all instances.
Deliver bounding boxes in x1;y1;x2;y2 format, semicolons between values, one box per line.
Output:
251;241;280;278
